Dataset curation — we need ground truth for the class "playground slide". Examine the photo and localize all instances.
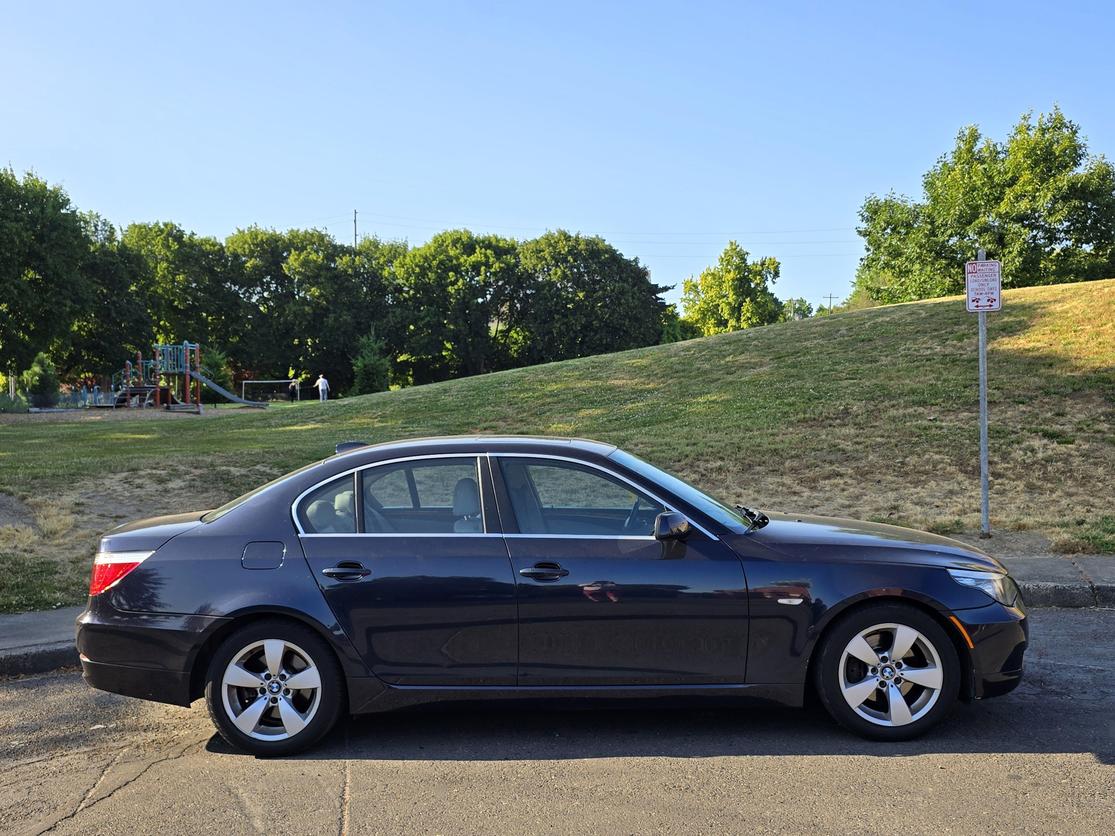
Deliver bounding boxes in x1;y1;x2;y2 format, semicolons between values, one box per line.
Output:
186;370;268;408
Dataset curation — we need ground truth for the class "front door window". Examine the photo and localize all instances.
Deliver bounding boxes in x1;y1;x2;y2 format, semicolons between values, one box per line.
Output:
498;458;664;536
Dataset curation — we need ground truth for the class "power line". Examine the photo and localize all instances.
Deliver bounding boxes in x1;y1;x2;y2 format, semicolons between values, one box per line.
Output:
348;209;857;238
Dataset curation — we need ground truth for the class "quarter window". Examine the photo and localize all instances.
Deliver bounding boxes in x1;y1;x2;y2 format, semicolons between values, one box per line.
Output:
498;458;664;536
298;476;357;534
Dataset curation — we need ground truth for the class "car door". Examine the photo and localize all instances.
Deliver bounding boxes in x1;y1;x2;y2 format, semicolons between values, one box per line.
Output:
493;455;748;686
297;455;517;686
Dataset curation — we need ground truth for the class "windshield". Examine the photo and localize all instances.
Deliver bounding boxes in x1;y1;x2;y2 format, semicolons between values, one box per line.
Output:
608;449;751;533
201;460;323;522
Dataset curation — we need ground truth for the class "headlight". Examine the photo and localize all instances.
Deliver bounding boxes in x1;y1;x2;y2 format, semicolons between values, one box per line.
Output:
947;568;1021;606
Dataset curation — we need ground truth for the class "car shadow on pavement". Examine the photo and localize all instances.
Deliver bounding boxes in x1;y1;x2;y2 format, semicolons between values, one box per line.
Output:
205;694;1115;764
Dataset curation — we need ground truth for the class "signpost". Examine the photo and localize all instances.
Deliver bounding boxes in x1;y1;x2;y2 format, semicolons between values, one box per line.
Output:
965;251;1001;538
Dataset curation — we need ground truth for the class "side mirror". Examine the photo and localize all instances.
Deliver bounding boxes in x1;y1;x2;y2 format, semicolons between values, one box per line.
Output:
654;511;692;541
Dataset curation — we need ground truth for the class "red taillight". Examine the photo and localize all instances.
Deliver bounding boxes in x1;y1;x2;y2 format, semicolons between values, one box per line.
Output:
89;551;154;596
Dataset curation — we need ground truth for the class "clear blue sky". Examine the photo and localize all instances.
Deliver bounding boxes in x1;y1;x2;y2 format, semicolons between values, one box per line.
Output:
3;1;1113;306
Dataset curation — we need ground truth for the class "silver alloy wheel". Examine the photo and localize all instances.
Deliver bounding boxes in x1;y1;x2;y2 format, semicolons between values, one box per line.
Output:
221;639;322;741
838;622;944;727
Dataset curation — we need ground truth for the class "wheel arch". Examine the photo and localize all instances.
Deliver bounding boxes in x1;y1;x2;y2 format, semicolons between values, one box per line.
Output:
187;607;356;703
802;593;974;704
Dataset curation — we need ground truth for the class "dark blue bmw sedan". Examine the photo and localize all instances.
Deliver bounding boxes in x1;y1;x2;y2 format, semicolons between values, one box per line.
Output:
77;436;1028;755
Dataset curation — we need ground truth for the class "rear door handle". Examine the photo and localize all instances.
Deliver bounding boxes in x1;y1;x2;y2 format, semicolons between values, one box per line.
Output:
322;561;371;580
519;562;569;580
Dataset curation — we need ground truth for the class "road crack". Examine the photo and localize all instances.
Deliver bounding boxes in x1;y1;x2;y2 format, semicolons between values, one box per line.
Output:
337;727;352;836
35;740;200;835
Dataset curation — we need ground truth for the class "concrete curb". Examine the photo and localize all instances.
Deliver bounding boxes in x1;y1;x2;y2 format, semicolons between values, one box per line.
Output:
0;642;79;678
1019;582;1094;609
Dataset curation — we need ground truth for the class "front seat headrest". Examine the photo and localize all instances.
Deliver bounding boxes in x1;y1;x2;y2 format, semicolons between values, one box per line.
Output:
452;478;481;518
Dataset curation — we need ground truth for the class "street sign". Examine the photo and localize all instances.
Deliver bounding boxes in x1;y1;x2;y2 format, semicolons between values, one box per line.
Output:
966;259;1002;312
968;250;999;539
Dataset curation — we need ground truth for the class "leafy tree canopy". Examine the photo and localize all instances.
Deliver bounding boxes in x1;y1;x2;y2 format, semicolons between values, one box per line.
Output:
0;170;91;373
855;107;1115;303
517;230;668;364
680;241;781;336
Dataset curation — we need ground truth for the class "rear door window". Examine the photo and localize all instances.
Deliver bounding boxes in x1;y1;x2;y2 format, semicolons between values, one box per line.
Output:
361;458;483;534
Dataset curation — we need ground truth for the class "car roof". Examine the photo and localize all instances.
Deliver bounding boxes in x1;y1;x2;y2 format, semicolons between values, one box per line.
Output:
332;435;618;463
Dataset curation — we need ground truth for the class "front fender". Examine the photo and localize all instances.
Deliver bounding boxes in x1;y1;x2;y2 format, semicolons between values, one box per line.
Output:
741;558;990;685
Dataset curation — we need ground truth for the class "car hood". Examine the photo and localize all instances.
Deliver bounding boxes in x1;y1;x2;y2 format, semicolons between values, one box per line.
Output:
100;511;207;553
740;512;1006;573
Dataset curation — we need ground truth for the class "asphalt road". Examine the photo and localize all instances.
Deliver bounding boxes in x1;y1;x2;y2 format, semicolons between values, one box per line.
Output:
2;609;1112;835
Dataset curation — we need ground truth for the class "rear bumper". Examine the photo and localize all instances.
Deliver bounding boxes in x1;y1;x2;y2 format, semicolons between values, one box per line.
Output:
955;601;1028;700
76;598;228;707
80;657;192;706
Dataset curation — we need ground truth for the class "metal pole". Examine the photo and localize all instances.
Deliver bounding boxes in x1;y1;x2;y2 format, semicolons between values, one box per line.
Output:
353;209;358;249
977;249;990;538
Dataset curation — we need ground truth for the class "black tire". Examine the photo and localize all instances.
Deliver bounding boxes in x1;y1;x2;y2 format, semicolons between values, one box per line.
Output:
814;602;960;741
205;619;345;756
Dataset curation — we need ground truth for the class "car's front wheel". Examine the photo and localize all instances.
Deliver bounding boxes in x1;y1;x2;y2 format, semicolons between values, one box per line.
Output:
205;619;344;756
815;603;960;741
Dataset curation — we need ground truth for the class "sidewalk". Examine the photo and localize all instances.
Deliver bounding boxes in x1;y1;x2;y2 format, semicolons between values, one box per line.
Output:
0;605;82;677
1;554;1111;678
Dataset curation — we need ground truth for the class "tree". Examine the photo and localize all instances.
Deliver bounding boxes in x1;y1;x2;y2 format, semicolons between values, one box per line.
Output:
21;351;60;407
660;303;701;342
199;346;235;405
226;228;400;391
122;222;244;350
392;230;523;383
680;242;781;336
855;108;1115;303
59;214;155;379
516;230;667;364
350;330;391;395
780;297;813;321
0;169;92;376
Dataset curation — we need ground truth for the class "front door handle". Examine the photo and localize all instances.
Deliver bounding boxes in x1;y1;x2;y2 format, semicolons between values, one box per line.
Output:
519;562;569;581
322;561;371;580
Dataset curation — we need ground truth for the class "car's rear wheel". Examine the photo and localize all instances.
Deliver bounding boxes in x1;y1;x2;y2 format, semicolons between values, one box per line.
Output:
205;619;344;756
815;602;959;741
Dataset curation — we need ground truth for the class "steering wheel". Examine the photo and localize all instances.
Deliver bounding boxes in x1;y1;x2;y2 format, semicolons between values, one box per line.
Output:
623;497;642;532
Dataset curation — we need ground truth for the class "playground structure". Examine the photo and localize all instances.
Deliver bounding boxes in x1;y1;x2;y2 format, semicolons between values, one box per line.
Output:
101;341;267;411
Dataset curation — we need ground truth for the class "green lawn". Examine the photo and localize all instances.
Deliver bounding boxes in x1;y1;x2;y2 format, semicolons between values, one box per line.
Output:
1;279;1112;612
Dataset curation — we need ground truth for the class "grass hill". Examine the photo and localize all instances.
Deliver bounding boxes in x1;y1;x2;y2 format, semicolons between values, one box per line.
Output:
1;279;1112;611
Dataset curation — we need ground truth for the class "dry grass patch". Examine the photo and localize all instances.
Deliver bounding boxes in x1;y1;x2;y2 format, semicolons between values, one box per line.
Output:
33;505;76;541
0;524;35;550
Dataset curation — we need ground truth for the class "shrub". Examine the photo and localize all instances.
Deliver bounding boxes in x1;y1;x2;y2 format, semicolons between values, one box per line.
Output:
0;393;29;413
350;331;390;395
20;353;60;408
199;347;235;405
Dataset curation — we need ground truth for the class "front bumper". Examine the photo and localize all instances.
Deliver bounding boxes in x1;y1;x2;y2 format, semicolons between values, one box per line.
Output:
76;598;228;707
954;600;1028;700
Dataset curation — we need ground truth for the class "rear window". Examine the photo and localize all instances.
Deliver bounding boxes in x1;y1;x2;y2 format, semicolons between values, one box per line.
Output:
201;460;323;523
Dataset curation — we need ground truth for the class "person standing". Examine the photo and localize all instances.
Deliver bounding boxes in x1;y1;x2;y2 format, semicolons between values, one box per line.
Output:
288;379;299;401
314;374;330;402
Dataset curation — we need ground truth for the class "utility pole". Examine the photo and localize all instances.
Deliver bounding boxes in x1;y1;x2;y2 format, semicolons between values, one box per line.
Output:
823;293;837;311
353;209;358;250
